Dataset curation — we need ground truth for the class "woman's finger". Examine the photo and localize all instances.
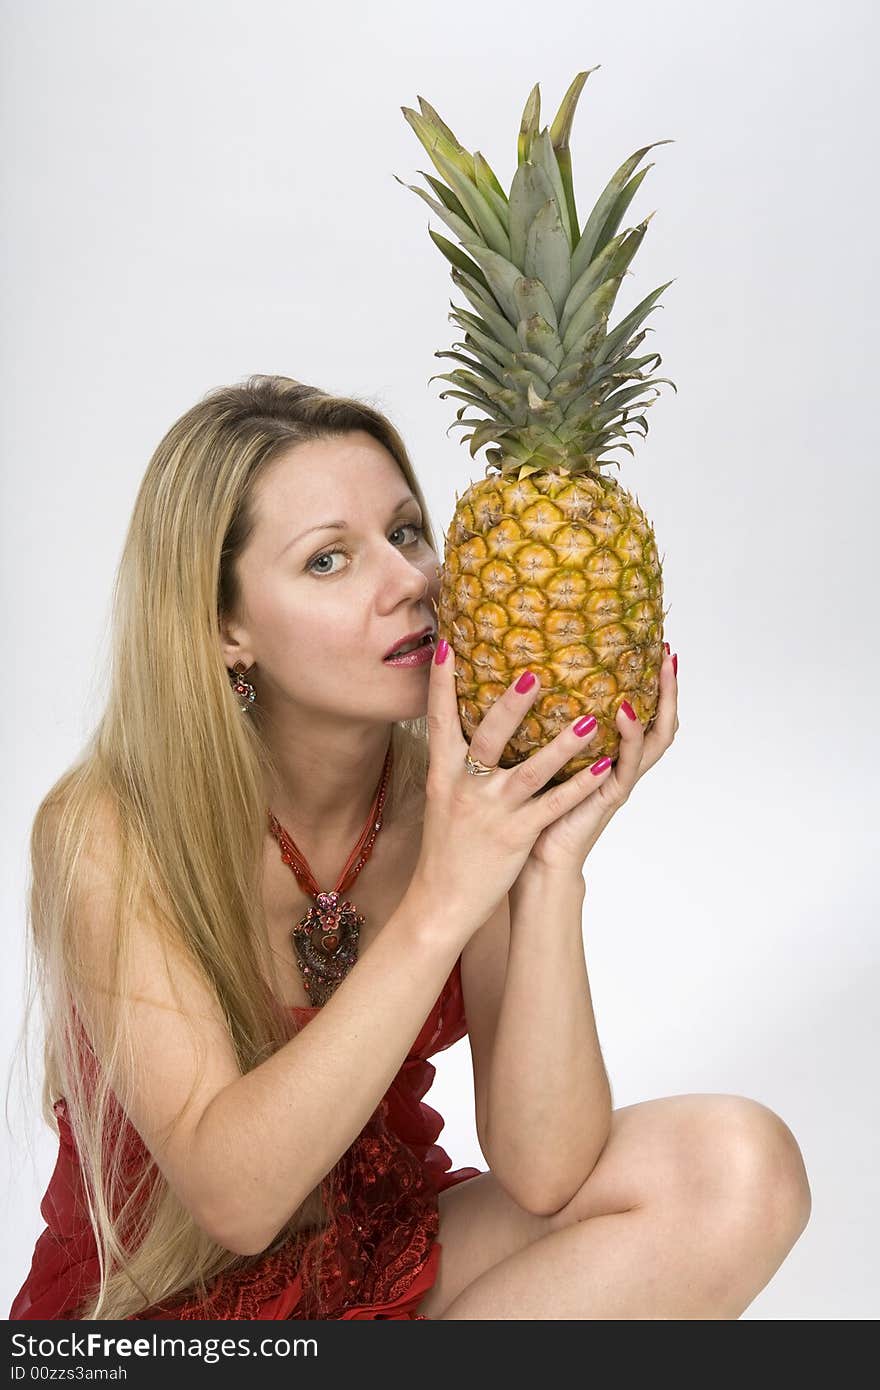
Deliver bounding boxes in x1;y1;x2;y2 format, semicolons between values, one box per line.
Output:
523;747;615;835
426;636;468;767
465;666;543;773
640;647;678;772
607;696;646;800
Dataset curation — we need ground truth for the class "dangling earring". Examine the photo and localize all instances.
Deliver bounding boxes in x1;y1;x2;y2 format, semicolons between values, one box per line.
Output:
229;660;256;712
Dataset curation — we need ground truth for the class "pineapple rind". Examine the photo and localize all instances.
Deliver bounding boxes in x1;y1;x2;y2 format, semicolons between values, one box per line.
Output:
438;471;667;780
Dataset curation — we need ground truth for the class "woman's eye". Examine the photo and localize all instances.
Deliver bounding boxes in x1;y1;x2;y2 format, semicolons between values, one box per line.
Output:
307;523;423;575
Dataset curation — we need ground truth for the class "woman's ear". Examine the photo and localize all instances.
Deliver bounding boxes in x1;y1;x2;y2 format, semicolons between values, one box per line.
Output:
217;612;253;673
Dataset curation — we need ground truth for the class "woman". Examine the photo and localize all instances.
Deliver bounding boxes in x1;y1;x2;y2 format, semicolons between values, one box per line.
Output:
9;375;810;1320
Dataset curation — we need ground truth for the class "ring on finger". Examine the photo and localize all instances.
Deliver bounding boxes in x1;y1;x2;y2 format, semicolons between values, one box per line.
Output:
464;749;499;776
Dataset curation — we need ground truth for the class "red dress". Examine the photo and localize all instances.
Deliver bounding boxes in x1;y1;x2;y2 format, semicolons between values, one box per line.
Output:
9;958;483;1320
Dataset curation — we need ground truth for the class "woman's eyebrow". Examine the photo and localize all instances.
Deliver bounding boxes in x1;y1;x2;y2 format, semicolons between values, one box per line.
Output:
277;496;418;559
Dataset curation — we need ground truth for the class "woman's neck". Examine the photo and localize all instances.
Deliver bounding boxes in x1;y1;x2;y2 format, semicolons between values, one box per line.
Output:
262;725;394;843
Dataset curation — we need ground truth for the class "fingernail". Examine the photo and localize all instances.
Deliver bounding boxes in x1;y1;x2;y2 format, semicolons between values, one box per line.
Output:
515;670;537;693
663;641;670;655
434;638;449;665
590;757;612;776
573;714;597;737
672;653;678;677
620;700;637;721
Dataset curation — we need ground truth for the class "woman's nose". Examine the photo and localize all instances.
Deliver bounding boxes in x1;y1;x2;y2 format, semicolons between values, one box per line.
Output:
393;559;430;601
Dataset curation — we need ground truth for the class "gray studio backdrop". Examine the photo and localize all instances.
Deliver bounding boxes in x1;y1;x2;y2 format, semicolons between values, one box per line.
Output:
2;0;877;1321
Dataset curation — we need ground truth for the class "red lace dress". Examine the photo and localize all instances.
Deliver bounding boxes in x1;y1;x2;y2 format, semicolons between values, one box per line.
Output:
9;958;483;1321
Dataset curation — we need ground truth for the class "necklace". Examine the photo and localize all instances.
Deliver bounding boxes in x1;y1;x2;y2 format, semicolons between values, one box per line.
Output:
266;740;394;1007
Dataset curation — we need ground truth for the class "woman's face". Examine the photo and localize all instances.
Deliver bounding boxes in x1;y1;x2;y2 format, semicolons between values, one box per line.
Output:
224;430;440;727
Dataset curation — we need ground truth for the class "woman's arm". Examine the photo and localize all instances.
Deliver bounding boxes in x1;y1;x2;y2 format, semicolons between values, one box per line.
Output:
70;815;469;1257
193;888;463;1253
481;863;612;1216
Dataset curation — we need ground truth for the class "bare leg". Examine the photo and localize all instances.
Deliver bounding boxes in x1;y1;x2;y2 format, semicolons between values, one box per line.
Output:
438;1190;805;1319
432;1095;811;1320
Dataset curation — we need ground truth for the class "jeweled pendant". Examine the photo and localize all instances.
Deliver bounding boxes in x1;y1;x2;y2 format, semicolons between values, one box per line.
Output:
290;890;363;1007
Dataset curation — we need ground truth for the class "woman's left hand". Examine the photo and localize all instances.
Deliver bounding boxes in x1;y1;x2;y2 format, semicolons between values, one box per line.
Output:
526;647;679;874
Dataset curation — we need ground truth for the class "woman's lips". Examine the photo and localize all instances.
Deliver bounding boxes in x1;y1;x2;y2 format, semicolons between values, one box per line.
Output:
382;636;436;667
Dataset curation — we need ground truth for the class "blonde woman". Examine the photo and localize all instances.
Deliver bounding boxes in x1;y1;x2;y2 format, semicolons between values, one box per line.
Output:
9;375;810;1320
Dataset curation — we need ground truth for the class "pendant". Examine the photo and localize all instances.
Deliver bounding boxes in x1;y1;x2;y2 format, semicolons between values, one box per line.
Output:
290;890;364;1006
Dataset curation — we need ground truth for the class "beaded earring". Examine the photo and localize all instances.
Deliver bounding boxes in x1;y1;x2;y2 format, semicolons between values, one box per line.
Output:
228;661;256;712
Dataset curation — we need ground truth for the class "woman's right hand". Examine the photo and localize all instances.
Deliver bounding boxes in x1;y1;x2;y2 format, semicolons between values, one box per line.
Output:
410;637;614;939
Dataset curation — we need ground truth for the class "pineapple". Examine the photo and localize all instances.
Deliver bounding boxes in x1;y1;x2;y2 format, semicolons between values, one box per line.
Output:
397;69;677;783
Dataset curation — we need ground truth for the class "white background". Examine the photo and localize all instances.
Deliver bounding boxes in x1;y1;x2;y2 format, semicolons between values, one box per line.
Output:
3;0;878;1321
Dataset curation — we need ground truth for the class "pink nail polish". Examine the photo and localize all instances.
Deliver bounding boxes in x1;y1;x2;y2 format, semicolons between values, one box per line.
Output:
515;670;536;693
590;757;612;776
672;653;678;677
573;715;597;737
620;700;637;721
434;638;449;665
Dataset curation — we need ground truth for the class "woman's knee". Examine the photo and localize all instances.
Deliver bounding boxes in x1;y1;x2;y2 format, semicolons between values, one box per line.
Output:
543;1092;812;1249
724;1096;811;1234
681;1094;812;1241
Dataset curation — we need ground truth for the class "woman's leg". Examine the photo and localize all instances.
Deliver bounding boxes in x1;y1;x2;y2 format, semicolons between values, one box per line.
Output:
418;1093;811;1319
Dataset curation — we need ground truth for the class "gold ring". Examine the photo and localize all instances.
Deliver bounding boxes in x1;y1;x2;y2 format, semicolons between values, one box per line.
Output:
464;750;499;777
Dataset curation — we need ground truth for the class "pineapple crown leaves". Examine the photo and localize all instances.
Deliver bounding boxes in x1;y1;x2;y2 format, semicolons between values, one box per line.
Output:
517;81;542;167
397;71;678;480
399;105;510;258
518;69;599;239
543;69;598;255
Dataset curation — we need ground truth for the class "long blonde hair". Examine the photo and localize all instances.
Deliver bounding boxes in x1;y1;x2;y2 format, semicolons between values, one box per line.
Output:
11;374;439;1319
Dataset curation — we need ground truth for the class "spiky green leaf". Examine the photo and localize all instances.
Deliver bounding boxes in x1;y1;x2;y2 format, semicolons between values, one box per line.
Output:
564;383;660;430
557;314;609;374
401;105;475;184
393;174;476;245
607;351;662;379
561;275;623;355
524;198;571;320
527;380;560;416
508;161;559;273
570;141;673;283
434;386;513;420
430;368;521;417
529;128;572;247
588;329;652;381
429;148;511;258
473;151;509;204
477;179;511;236
466;419;517;458
548;68;599;256
460;241;524;324
518;83;541;166
592;165;653;256
434;348;504;385
512;276;559;335
511;348;558;386
448;311;516;369
417;95;467;156
427;228;492;294
450;267;521;353
500;363;561;417
419;170;470;223
559;228;629;340
592;281;674;367
517;311;564;367
549;358;595;394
